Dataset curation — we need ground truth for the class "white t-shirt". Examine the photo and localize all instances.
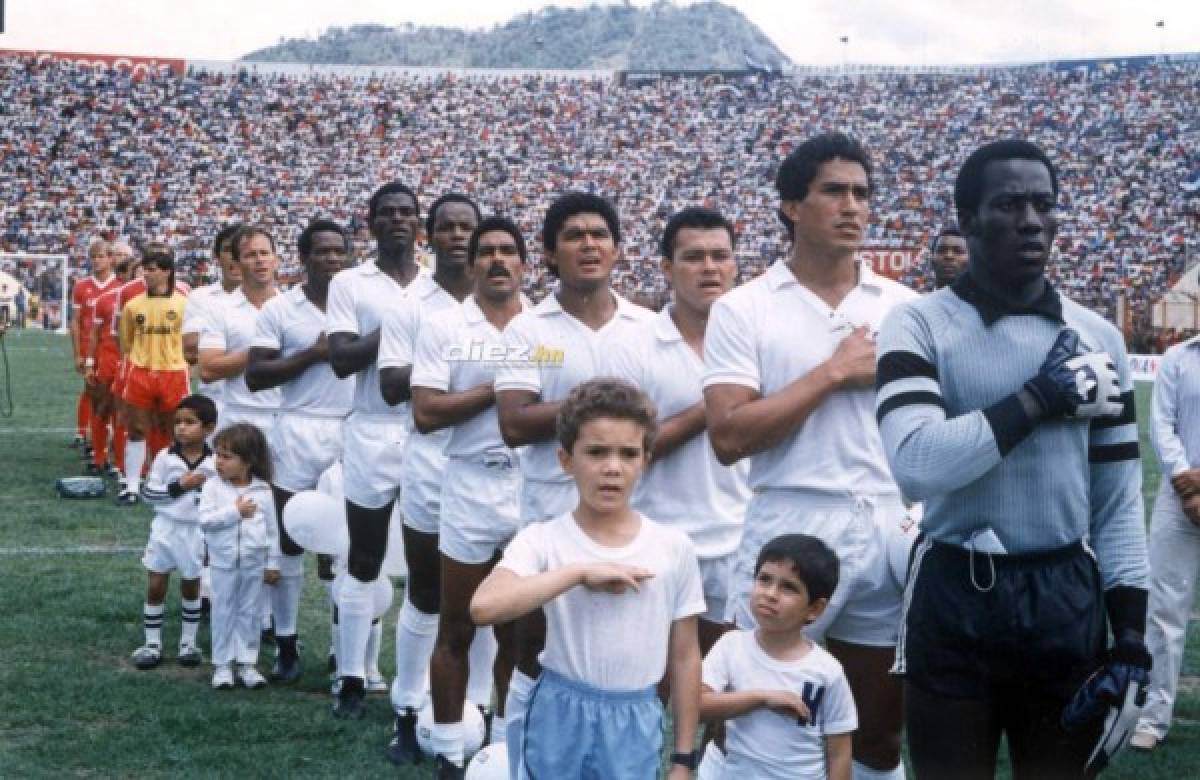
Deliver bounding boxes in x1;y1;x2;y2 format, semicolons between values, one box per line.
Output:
494;289;653;483
251;286;352;417
184;282;230;400
499;511;706;691
198;289;281;412
411;295;528;459
703;630;858;780
325;260;425;416
703;260;916;493
377;273;460;463
603;306;750;559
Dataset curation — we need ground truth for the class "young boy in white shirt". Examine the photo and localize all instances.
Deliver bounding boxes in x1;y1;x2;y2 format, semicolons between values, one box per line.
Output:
701;534;856;780
471;378;705;779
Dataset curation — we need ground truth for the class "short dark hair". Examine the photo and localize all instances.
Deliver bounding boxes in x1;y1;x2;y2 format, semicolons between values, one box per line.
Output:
141;241;176;294
755;533;840;602
177;394;218;427
775;133;873;240
660;207;736;259
542;192;621;253
298;218;350;259
213;422;273;483
931;223;963;251
368;181;420;222
231;225;276;261
213;223;244;257
425;193;481;238
954;140;1059;222
469;216;527;265
557;378;657;455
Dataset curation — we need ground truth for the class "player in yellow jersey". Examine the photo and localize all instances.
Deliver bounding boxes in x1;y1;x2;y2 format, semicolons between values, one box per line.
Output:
117;244;190;505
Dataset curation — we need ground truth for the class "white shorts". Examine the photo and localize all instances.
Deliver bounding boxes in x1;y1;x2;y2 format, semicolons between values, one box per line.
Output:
520;478;578;526
400;434;447;534
698;553;735;625
728;489;916;647
439;454;522;565
341;413;408;510
142;517;204;579
216;404;276;435
271;413;345;493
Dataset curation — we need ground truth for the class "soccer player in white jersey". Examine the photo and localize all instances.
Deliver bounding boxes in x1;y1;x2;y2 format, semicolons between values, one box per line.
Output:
603;206;749;657
244;219;353;683
493;191;654;770
198;225;282;432
326;181;426;721
411;217;529;776
183;224;243;413
377;193;480;763
703;133;918;780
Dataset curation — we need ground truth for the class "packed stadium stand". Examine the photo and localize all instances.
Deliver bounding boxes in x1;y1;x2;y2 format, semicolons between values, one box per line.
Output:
1;50;1197;348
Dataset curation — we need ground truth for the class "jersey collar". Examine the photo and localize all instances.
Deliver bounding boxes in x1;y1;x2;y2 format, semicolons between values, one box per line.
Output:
951;271;1064;326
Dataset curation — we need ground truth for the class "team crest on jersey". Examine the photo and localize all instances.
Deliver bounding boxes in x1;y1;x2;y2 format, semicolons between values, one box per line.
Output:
166;310;178;321
135;313;146;325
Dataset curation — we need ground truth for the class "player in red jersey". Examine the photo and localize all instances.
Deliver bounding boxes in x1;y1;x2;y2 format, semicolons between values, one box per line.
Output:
70;239;120;453
84;253;138;476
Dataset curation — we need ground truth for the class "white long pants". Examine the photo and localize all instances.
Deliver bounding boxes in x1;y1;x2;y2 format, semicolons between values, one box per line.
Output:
1138;483;1200;738
210;550;267;666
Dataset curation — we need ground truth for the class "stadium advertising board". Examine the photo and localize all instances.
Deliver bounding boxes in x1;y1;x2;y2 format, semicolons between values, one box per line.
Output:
860;247;921;280
0;48;185;76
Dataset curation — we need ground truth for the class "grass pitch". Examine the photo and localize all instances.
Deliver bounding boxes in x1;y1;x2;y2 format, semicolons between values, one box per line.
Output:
0;328;1197;778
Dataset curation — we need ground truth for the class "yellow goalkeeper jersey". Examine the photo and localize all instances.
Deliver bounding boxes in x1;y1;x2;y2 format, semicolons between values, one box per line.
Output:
119;292;188;371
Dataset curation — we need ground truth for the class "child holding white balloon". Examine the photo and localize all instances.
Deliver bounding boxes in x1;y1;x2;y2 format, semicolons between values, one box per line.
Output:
199;422;279;691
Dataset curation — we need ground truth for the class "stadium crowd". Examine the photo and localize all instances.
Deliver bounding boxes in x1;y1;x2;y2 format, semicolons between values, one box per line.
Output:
0;53;1197;344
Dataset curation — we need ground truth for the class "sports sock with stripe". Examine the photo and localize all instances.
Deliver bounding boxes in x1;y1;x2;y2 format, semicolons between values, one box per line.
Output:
144;602;164;647
181;597;202;646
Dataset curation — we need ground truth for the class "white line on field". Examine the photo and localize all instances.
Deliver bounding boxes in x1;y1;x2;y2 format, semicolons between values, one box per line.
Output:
0;427;77;434
0;544;141;556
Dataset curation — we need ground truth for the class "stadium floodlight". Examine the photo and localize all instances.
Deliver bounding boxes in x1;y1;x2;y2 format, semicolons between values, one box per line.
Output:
0;252;71;333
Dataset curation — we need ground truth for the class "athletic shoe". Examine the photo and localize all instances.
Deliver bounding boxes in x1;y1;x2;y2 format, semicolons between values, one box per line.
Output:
178;643;203;667
81;444;94;463
434;754;466;780
131;643;162;670
385;707;422;765
365;672;388;693
69;434;85;449
212;665;235;690
85;462;104;476
1130;729;1159;751
105;463;121;480
332;677;366;720
237;664;267;689
270;637;302;683
115;489;139;506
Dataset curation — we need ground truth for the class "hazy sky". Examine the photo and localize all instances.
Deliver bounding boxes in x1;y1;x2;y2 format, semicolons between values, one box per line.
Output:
1;0;1196;66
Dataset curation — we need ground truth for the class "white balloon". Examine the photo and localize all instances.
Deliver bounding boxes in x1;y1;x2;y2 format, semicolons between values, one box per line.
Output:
416;700;487;760
465;743;509;780
282;490;348;556
331;572;394;619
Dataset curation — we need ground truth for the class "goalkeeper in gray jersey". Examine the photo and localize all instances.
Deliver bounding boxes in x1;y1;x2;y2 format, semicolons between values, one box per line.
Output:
876;140;1149;779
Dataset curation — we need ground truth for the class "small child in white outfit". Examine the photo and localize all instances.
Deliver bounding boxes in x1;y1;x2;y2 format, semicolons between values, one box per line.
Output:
199;422;279;690
701;534;857;780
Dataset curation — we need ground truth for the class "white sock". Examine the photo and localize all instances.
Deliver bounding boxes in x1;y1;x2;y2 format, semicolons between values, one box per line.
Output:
430;720;465;766
180;597;202;647
390;598;438;711
270;573;303;637
125;439;146;493
466;626;498;709
336;575;374;680
366;619;383;678
853;760;905;780
504;669;536;769
143;602;164;646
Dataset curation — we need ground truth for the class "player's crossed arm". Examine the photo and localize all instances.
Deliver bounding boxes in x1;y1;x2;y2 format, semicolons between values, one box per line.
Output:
470;562;654;626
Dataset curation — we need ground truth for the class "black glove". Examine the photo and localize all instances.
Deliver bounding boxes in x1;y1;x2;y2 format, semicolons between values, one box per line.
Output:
1024;329;1122;419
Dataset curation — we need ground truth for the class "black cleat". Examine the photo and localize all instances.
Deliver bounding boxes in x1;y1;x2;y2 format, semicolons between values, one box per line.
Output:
85;462;104;476
332;676;366;720
385;707;422;765
434;754;466;779
271;635;303;683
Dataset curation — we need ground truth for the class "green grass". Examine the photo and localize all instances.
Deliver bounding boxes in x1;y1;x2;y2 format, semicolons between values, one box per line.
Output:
0;329;1196;777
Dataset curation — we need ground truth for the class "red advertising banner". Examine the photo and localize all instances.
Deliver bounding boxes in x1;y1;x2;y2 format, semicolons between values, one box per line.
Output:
859;247;923;280
0;48;185;77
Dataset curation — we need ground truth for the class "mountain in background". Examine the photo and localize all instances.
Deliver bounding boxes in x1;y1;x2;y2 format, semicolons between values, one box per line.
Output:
241;1;790;70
